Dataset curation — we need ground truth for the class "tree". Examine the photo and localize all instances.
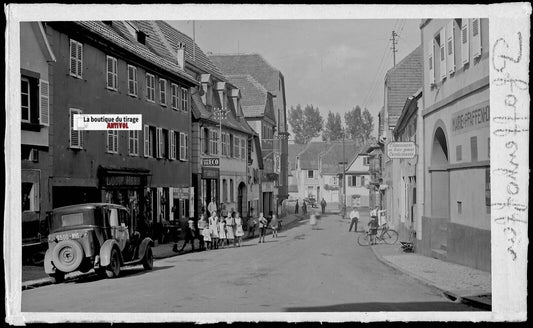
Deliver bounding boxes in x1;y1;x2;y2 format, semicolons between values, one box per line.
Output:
361;108;375;143
344;106;363;144
302;105;324;143
322;111;343;142
288;105;305;144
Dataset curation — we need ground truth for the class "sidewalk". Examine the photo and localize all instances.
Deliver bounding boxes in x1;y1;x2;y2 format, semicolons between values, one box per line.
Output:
370;243;492;310
22;213;305;290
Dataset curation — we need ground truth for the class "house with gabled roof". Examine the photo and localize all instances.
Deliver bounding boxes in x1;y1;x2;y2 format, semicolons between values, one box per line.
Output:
209;53;290;207
343;142;377;208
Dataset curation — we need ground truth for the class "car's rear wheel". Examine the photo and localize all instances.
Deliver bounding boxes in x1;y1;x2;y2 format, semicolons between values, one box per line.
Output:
49;271;65;284
142;247;153;270
52;239;84;273
105;248;121;278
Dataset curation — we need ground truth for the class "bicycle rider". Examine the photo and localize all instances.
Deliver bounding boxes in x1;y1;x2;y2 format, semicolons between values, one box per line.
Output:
367;215;379;245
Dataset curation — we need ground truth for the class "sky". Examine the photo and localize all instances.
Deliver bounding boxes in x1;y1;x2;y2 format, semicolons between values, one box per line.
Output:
169;19;421;135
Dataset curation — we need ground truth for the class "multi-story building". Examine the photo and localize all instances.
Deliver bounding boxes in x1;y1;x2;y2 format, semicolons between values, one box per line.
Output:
20;22;56;256
209;54;290;208
344;143;374;208
226;74;279;215
45;21;197;239
130;21;260;218
380;46;423;231
420;18;490;271
292;142;329;201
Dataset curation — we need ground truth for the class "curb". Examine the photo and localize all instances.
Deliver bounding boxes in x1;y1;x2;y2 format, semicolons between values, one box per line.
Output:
369;245;491;310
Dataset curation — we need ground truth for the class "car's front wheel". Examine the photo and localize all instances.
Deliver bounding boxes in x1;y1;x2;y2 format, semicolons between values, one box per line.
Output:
142;247;153;270
105;248;121;278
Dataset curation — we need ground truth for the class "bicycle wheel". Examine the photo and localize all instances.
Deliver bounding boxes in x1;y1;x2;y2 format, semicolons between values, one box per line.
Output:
357;233;370;246
382;229;399;244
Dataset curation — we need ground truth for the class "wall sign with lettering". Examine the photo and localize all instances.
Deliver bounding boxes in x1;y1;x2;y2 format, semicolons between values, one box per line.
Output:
451;101;490;135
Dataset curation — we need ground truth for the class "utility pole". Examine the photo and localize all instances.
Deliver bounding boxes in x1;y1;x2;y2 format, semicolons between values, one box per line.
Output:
390;30;398;67
213;107;227;208
342;130;346;213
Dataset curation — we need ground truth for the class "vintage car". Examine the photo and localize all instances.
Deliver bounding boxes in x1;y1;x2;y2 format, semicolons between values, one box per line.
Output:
303;196;318;208
44;203;154;283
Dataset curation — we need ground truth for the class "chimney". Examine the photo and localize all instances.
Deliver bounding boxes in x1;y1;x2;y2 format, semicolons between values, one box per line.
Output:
177;42;186;70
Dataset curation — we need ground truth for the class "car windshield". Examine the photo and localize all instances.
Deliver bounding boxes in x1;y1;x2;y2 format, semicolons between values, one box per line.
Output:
50;208;103;232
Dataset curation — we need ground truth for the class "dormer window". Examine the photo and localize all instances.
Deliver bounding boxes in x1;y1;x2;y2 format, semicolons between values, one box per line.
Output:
137;31;146;45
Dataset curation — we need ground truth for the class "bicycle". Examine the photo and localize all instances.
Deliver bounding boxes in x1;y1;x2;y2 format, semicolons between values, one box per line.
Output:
357;223;399;246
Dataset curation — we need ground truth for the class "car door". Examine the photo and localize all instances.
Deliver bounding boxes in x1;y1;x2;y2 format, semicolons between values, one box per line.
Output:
109;208;128;252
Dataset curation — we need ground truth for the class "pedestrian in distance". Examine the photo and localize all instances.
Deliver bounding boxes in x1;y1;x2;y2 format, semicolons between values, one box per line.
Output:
270;214;279;238
218;214;227;249
295;200;299;214
348;207;360;232
248;214;257;239
320;198;327;214
176;217;196;252
197;213;207;251
202;222;212;251
209;210;219;250
207;200;217;216
302;200;307;215
226;212;236;247
258;212;268;243
310;211;319;230
234;212;245;247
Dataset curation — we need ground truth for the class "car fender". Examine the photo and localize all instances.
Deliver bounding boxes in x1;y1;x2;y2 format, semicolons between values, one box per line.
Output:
99;239;123;267
138;237;154;261
44;247;55;274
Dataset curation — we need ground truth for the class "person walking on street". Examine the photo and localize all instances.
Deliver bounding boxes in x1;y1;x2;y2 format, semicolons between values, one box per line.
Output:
348;207;360;232
310;211;318;230
248;213;257;238
258;212;268;243
320;198;327;214
368;215;379;245
302;200;307;215
197;213;207;251
226;212;236;247
176;217;196;252
295;200;299;214
270;214;279;238
234;212;244;247
209;211;219;250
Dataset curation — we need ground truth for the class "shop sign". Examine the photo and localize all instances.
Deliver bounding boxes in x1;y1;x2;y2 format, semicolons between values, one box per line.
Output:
202;158;219;167
387;142;416;159
202;167;219;179
104;175;143;187
173;187;189;199
451;101;490;135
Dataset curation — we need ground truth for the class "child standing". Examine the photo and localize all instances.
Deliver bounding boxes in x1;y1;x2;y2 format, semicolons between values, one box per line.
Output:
234;212;244;247
225;212;236;247
270;214;279;238
209;211;219;250
218;214;227;248
202;221;212;251
258;212;268;243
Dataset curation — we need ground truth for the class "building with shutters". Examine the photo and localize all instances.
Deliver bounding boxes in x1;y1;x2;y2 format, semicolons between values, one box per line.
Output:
20;22;56;253
130;21;261;219
343;142;376;208
420;18;490;271
209;54;290;209
43;21;197;240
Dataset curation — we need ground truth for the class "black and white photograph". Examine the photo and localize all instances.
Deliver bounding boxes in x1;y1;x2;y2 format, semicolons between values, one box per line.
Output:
4;3;529;323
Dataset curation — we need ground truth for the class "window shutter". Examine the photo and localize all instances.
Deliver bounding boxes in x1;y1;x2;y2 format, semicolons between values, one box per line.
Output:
157;128;162;158
107;130;113;152
39;80;50;126
177;85;182;110
461;19;470;65
128;131;132;154
170;130;175;160
144;125;149;157
70;109;81;148
439;29;446;80
185;133;188;159
106;56;113;88
77;42;83;78
472;18;481;58
447;21;455;74
428;40;435;85
114;131;119;153
69;40;76;76
180;132;186;160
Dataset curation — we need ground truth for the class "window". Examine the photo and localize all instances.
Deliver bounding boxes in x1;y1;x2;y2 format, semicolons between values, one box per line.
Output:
233;135;240;158
156;127;163;158
470;136;478;162
162;129;169;158
128;65;138;96
456;145;462;161
202;128;209;154
171;83;180;110
168;130;175;160
128;130;139;156
230;179;234;202
180;132;188;161
461;19;470;65
439;29;446;80
107;130;119;153
472;18;482;58
146;73;155;102
308;170;314;179
447;20;456;74
106;56;118;90
240;138;246;160
210;130;218;155
69;108;83;149
230;134;234;157
222;179;228;202
221;133;228;156
143;124;150;157
361;176;365;186
428;39;435;85
159;79;167;106
457;201;462;214
181;87;189;112
149;126;156;158
363;157;369;166
69;39;83;78
22;182;38;212
21;78;30;123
